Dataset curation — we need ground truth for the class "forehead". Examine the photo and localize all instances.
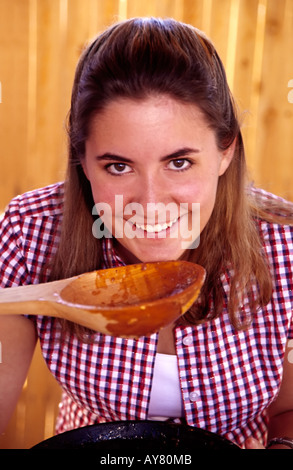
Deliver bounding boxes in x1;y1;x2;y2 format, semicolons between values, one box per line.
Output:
85;96;219;165
88;95;210;142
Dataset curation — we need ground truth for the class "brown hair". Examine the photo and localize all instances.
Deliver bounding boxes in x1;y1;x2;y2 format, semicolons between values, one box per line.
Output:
46;17;293;336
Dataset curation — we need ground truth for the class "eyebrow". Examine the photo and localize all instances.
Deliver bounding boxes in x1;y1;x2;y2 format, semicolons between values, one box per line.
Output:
95;147;200;163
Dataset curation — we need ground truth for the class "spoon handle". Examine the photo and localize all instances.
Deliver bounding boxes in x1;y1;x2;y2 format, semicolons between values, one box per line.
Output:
0;278;73;316
0;280;112;335
0;298;52;316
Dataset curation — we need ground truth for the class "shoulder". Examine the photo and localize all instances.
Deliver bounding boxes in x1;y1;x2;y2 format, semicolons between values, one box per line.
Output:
0;183;64;286
248;186;293;237
248;185;292;206
248;185;293;220
248;187;293;272
4;182;64;219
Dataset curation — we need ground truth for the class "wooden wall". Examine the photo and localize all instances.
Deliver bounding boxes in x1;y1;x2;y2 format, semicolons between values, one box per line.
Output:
0;0;292;449
0;0;293;210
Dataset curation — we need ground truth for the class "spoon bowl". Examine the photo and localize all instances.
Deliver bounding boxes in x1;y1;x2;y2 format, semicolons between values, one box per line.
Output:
0;261;205;338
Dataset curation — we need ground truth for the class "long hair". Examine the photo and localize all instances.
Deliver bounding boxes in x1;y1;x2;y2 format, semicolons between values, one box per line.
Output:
46;17;293;336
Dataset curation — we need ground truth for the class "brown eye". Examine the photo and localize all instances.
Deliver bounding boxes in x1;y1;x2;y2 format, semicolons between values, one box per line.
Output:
173;159;185;168
106;162;132;175
113;163;127;172
168;159;191;171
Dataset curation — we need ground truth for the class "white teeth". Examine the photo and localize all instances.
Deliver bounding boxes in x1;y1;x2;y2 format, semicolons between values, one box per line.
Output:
135;218;178;233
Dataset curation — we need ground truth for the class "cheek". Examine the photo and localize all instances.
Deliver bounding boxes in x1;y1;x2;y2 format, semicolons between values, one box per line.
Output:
82;157;117;206
179;174;218;206
90;182;129;229
183;175;219;230
91;186;113;206
87;172;117;206
198;180;219;230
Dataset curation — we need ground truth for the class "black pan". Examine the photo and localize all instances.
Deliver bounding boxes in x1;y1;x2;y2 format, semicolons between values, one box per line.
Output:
32;420;239;450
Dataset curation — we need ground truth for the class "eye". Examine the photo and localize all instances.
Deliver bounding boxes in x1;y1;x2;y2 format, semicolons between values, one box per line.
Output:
106;162;132;175
167;159;192;171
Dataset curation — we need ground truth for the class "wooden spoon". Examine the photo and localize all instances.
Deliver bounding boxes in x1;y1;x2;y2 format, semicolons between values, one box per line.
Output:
0;261;205;338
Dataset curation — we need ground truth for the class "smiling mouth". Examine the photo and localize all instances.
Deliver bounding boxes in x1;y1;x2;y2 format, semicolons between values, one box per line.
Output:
133;217;179;234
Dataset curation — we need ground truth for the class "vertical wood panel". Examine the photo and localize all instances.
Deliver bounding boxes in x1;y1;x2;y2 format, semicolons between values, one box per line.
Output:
154;0;183;19
209;0;233;68
0;0;292;209
0;342;61;449
233;0;266;175
127;0;158;18
31;0;67;190
0;0;30;205
182;0;205;29
22;342;61;448
233;0;261;107
254;0;293;198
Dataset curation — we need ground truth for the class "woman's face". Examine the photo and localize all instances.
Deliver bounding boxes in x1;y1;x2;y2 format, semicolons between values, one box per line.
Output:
83;95;233;263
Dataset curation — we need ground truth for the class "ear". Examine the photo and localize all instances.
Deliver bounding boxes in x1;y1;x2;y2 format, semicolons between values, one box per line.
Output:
218;138;236;176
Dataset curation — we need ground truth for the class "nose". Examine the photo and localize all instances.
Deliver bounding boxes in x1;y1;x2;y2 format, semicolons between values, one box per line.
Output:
129;172;176;224
135;172;167;206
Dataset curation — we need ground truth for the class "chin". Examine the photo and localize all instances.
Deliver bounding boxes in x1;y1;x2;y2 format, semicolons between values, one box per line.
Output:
114;239;188;265
126;248;184;264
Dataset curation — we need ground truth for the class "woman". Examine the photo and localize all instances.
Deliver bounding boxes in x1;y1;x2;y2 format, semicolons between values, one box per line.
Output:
0;17;293;449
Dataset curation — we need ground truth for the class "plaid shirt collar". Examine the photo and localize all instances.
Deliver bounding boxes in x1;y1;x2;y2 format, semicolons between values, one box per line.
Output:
102;237;125;268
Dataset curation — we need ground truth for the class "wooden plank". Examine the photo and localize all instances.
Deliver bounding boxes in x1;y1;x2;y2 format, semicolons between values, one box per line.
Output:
225;0;241;89
254;0;293;199
154;0;183;19
23;341;62;448
127;0;157;18
233;0;261;105
232;0;264;174
209;0;232;68
95;0;120;32
0;341;61;449
0;0;30;210
27;0;67;192
182;0;205;30
127;0;183;20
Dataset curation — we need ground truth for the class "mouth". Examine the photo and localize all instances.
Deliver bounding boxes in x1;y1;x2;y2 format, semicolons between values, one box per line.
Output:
133;217;179;234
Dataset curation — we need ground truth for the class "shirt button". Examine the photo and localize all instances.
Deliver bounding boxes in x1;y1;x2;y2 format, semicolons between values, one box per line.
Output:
182;335;193;346
189;392;199;402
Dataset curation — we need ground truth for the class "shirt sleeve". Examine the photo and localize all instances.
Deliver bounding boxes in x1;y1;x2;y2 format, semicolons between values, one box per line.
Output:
0;198;31;288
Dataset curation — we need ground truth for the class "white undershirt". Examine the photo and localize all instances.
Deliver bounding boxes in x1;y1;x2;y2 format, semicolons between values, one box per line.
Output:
147;353;184;420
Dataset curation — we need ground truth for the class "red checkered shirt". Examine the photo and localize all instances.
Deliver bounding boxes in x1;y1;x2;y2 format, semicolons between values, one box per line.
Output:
1;182;293;448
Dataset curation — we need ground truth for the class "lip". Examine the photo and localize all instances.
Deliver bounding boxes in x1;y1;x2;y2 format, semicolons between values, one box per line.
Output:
134;217;179;234
124;216;185;239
